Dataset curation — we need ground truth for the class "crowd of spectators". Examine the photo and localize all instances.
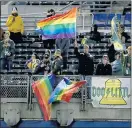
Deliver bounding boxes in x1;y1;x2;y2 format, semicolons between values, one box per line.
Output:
0;7;131;76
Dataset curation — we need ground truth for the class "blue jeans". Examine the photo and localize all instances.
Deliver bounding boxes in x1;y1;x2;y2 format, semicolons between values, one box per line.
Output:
84;76;92;99
0;58;13;71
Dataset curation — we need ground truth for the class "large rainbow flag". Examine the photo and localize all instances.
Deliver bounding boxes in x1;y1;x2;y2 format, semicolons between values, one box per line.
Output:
32;74;55;121
36;8;77;39
111;15;123;51
48;77;86;104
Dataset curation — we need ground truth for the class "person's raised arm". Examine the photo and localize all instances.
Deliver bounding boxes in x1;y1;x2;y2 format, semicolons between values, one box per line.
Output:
6;15;15;27
74;40;80;58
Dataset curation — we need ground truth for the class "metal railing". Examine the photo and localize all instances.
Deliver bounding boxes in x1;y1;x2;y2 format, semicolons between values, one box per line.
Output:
1;12;93;34
0;75;29;104
29;75;84;103
0;75;89;111
1;75;131;111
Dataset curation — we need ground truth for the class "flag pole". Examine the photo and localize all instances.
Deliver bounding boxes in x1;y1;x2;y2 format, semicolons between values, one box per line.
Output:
75;7;79;40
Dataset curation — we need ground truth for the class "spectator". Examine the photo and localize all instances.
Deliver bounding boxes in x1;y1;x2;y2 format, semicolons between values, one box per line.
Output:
111;52;123;75
25;53;40;73
34;50;51;75
122;3;131;15
95;55;112;75
74;40;94;75
42;9;56;49
51;49;63;75
6;7;24;43
119;25;130;42
123;46;131;76
49;9;55;16
47;9;55;17
108;33;127;63
89;24;101;43
0;31;15;71
81;25;101;45
56;38;70;69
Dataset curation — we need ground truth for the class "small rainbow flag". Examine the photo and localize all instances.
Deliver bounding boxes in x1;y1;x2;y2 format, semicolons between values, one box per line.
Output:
36;8;77;39
32;74;55;121
48;77;86;104
111;15;123;51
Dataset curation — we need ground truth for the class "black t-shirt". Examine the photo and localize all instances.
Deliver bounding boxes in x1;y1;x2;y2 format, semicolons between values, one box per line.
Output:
74;47;94;75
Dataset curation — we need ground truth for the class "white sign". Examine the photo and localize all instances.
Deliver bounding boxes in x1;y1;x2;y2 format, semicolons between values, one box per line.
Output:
91;77;131;108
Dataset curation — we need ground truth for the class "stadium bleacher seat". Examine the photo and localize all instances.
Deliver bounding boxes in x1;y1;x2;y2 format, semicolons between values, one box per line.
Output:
1;29;130;75
107;14;121;27
93;14;107;27
1;11;131;75
124;14;131;27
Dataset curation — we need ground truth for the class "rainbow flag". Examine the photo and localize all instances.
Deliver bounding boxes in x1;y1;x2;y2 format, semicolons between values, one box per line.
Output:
111;15;123;51
32;74;55;121
48;77;86;104
36;8;77;39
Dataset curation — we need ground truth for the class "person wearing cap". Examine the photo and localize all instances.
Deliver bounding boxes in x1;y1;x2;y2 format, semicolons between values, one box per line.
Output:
95;55;112;75
74;40;94;75
51;49;63;75
34;50;51;75
122;46;131;76
111;52;123;75
0;31;15;71
6;7;24;43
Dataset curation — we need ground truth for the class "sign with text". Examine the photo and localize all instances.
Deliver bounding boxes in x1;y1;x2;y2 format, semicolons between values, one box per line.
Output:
91;77;131;108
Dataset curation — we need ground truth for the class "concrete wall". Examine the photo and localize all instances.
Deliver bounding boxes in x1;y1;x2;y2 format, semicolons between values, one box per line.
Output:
1;103;131;120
